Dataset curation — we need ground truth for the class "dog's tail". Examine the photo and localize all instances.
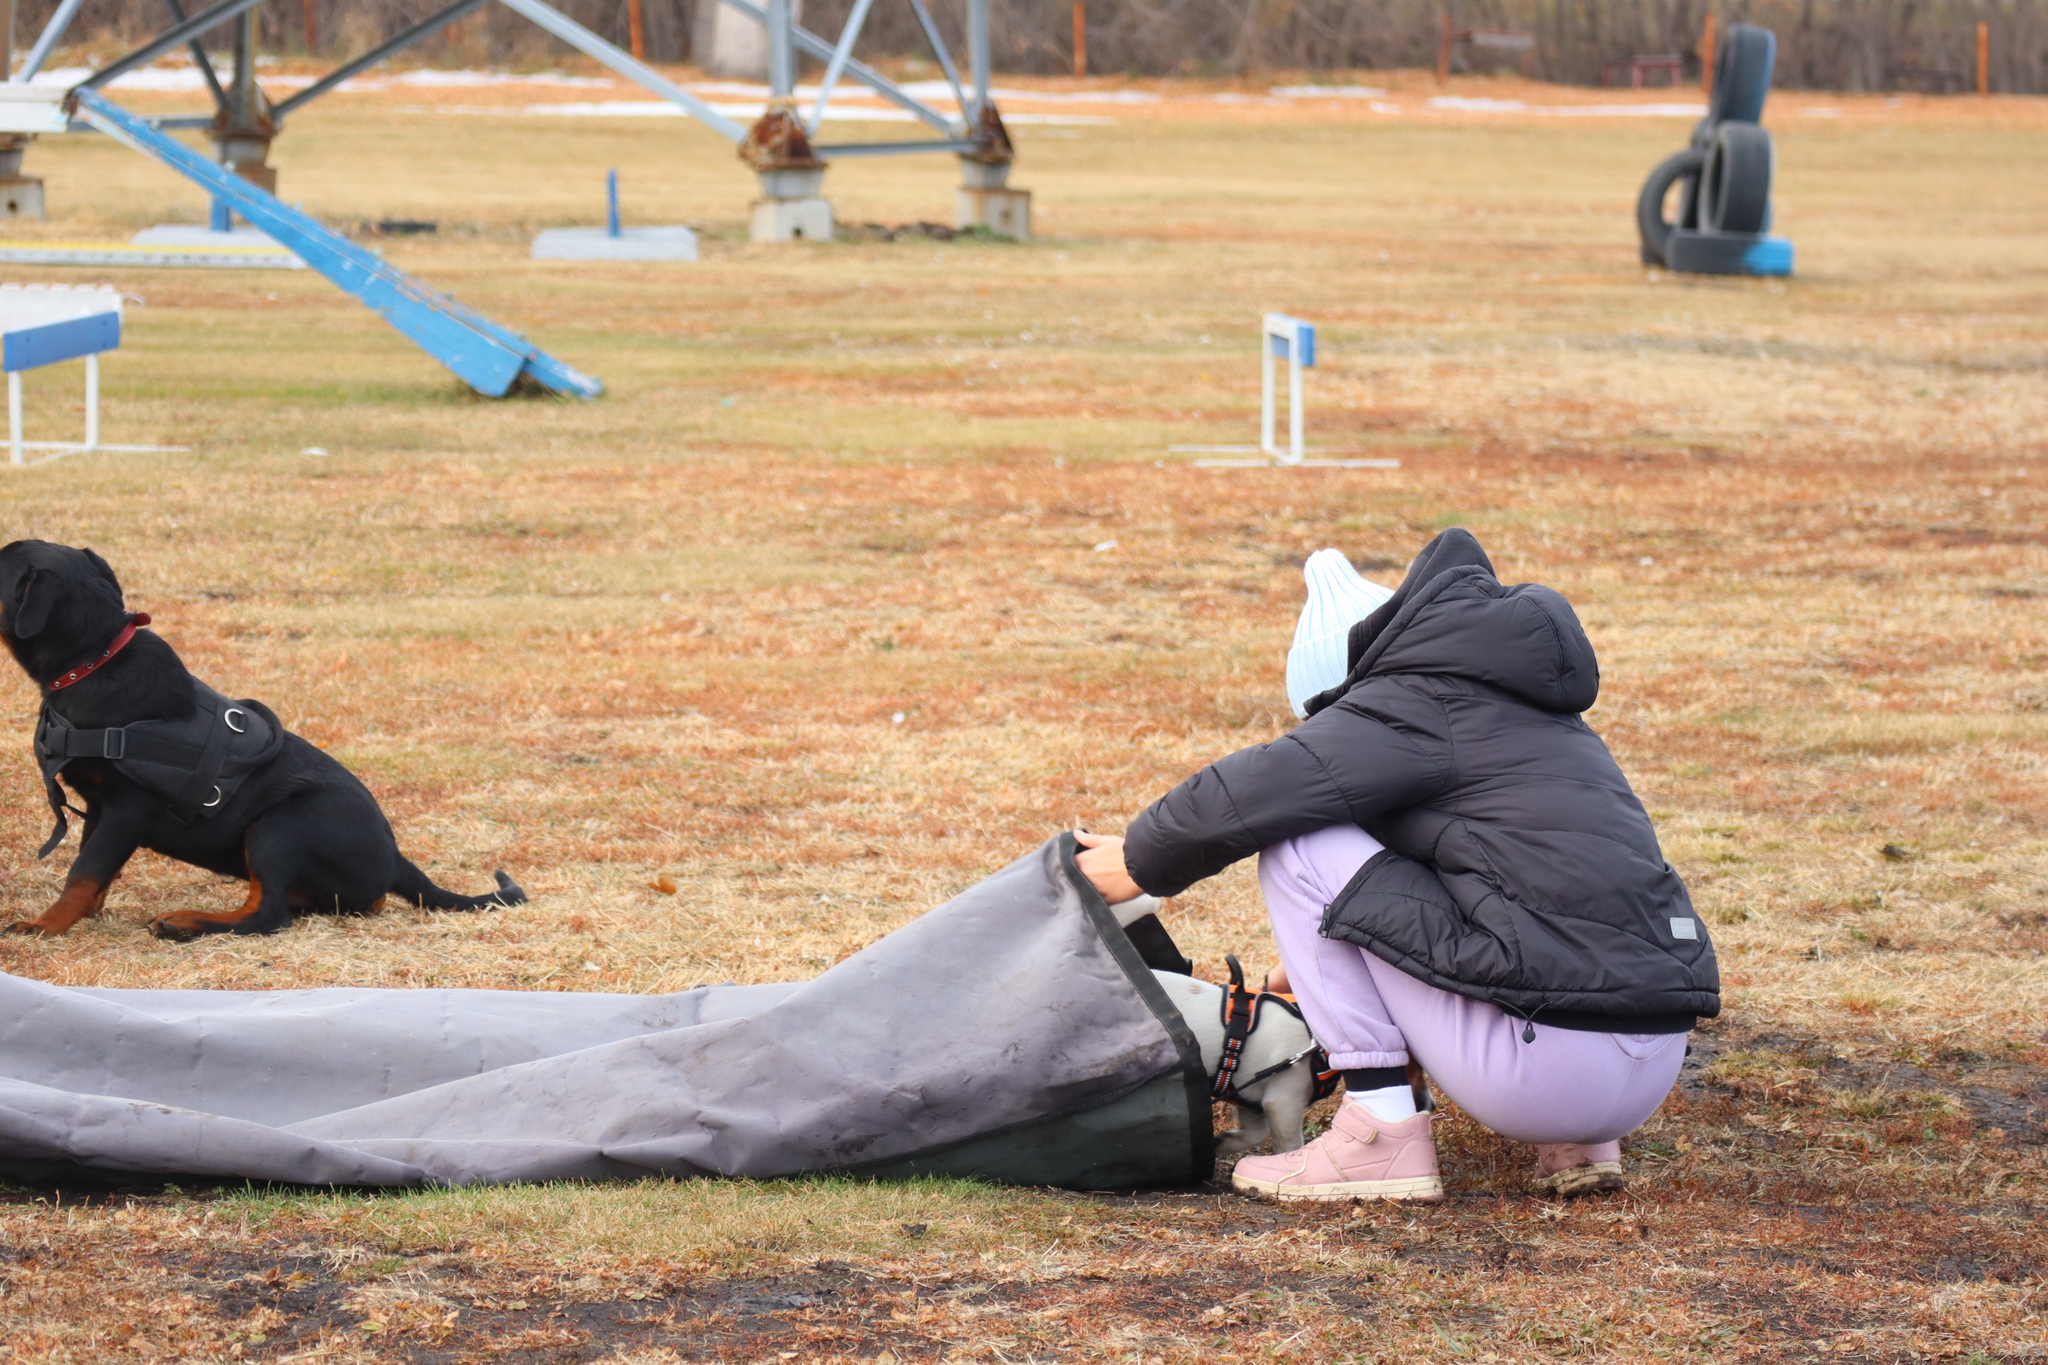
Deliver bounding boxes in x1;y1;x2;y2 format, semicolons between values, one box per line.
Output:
392;860;527;912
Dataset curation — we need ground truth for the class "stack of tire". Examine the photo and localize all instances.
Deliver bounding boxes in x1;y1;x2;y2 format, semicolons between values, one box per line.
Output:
1637;24;1794;277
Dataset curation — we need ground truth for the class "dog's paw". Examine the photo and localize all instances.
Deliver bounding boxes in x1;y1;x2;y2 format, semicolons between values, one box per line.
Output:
3;919;58;937
1216;1131;1262;1158
147;914;206;943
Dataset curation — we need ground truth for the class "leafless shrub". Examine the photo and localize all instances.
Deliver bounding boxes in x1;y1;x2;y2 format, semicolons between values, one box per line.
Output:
23;0;2048;89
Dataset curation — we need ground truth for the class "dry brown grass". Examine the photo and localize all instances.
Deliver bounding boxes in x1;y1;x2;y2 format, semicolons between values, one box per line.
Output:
0;69;2041;1362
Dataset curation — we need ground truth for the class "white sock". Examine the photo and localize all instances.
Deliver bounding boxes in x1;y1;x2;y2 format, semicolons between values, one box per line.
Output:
1347;1084;1418;1123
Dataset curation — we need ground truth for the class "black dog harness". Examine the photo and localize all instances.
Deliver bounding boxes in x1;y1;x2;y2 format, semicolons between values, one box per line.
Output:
1211;952;1342;1111
33;684;285;858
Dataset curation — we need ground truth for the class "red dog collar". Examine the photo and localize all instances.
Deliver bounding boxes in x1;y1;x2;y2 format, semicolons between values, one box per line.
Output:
47;613;151;691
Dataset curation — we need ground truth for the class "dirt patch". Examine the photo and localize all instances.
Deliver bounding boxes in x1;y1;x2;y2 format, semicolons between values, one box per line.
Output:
91;1194;2030;1363
1684;1021;2048;1144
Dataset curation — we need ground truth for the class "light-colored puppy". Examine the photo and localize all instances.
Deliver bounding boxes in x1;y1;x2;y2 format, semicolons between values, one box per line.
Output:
1150;969;1320;1156
1107;894;1321;1157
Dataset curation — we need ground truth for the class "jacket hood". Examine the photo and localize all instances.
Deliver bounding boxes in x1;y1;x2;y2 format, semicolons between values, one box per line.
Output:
1304;528;1599;715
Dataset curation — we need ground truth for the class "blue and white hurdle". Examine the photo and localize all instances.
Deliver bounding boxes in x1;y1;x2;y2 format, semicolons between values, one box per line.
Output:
1173;313;1399;470
1261;312;1315;463
2;284;117;466
0;284;185;466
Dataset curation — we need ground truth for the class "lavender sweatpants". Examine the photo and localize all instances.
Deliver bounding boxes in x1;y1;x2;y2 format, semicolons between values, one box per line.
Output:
1259;824;1687;1146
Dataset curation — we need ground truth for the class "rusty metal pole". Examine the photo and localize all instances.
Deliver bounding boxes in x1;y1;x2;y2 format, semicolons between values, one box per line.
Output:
954;0;1021;237
741;0;830;241
628;0;643;60
1701;13;1715;96
232;10;255;128
1071;1;1085;78
301;0;315;51
1436;13;1452;85
1977;20;1988;96
209;4;276;227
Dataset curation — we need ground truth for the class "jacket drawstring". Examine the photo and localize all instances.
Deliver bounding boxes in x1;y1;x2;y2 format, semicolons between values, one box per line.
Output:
1498;1000;1550;1044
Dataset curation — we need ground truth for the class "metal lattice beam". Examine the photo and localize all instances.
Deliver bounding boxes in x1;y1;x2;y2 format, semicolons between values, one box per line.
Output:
157;0;231;113
274;0;491;120
65;0;992;159
16;0;88;83
716;0;966;137
74;0;269;94
495;0;751;143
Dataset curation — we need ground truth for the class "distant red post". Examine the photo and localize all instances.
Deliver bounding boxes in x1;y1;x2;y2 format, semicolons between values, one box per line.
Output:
1701;13;1716;96
1437;13;1453;84
1072;1;1086;78
302;0;316;52
1977;20;1989;96
629;0;645;59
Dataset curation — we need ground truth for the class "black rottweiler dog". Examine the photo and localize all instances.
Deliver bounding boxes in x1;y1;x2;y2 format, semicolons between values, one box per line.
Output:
0;539;524;941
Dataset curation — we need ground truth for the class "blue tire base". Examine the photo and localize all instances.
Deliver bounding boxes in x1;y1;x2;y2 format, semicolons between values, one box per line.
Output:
1665;229;1794;278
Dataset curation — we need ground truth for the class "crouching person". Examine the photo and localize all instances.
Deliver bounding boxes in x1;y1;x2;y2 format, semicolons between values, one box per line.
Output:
1077;529;1718;1202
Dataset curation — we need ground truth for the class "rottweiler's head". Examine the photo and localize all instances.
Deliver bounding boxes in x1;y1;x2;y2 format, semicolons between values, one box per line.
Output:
0;539;129;679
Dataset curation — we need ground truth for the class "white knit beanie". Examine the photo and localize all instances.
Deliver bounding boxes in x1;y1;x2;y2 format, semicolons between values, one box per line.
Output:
1285;549;1395;718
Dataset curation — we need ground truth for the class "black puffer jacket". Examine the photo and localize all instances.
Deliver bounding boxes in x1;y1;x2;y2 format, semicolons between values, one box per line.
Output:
1125;529;1717;1033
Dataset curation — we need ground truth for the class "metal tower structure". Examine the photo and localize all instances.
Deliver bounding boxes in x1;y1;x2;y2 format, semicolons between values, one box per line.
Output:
5;0;1028;241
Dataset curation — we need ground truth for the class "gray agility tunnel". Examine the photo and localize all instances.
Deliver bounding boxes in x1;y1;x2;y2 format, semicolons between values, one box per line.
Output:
0;836;1215;1189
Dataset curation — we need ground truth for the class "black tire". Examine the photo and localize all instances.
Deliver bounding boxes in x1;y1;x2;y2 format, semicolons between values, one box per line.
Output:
1708;24;1777;126
1637;147;1706;266
1665;229;1766;276
1700;123;1773;234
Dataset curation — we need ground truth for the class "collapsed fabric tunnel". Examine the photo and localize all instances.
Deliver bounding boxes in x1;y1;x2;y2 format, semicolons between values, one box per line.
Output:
0;836;1215;1189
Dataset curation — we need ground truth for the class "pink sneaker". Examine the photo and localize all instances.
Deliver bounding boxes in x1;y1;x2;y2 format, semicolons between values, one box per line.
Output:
1529;1141;1626;1197
1230;1102;1443;1203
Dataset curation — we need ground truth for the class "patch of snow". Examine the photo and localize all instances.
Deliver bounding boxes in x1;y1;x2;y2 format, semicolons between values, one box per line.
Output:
514;99;1107;125
1270;84;1388;98
390;68;613;88
1427;96;1527;112
684;78;1152;106
30;62;612;94
1427;95;1705;116
1539;101;1706;116
1002;112;1115;125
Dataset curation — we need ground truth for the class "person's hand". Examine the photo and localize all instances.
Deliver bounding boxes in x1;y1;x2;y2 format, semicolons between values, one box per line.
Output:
1263;961;1291;995
1073;830;1143;905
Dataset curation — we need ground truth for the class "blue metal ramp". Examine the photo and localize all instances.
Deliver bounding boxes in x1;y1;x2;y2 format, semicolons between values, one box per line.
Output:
70;89;602;399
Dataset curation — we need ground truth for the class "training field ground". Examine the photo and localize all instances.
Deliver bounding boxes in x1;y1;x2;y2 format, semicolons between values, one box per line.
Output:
0;64;2043;1362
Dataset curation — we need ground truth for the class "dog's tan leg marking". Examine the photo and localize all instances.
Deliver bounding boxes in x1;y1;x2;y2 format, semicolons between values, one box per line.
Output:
5;878;109;937
149;874;268;943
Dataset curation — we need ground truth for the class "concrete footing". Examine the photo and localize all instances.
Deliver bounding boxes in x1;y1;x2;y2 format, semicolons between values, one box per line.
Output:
955;186;1031;240
128;224;304;268
0;142;44;221
533;226;700;261
133;224;287;249
750;167;832;243
0;177;44;221
751;196;833;243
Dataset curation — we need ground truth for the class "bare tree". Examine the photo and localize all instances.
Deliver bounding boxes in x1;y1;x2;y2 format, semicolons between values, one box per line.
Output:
17;0;2043;90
